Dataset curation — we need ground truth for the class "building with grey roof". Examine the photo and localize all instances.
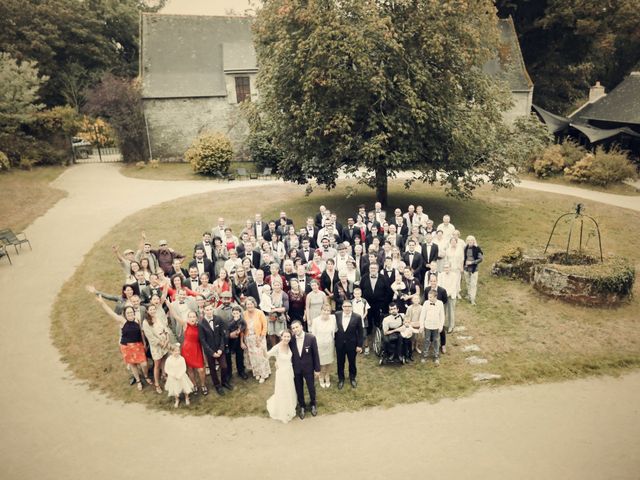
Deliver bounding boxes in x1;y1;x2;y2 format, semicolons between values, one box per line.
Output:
141;13;534;160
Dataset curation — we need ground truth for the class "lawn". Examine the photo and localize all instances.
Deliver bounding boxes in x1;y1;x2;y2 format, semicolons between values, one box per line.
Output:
51;180;640;418
0;166;67;231
120;161;260;181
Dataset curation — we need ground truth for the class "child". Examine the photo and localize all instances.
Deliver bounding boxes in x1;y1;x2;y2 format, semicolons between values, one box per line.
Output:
405;294;423;354
164;343;194;408
351;287;371;355
400;316;419;361
259;284;273;316
419;290;445;366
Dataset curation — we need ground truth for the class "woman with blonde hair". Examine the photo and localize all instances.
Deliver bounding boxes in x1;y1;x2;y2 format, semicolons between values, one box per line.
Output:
463;235;483;305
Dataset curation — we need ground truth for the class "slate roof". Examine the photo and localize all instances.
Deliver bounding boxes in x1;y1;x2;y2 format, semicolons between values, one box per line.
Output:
533;104;640;143
483;17;533;92
141;14;254;98
141;14;532;98
571;71;640;125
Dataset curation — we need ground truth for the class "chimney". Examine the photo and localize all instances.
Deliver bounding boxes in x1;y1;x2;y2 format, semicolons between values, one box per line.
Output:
589;81;606;103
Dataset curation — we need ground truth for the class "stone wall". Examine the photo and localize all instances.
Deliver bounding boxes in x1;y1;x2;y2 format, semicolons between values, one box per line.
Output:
502;90;533;125
143;97;250;160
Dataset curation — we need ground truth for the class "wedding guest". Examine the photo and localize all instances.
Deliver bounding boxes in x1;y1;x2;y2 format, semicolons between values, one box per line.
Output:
143;304;175;394
304;280;327;330
351;287;370;354
439;262;460;333
287;278;306;324
95;295;151;390
311;303;337;388
424;274;449;354
405;294;424;355
211;268;231;307
419;289;445;366
463;235;483;306
232;265;259;306
242;297;271;383
227;305;248;380
199;304;232;396
334;300;363;389
267;280;289;348
167;307;206;394
164;343;194;408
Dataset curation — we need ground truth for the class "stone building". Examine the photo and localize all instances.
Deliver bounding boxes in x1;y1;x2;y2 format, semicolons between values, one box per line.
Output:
141;14;533;160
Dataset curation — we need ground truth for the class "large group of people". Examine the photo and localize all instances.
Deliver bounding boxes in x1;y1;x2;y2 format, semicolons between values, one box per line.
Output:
88;201;483;422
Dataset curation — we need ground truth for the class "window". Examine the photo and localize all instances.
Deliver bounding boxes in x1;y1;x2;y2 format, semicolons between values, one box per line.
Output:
235;76;251;103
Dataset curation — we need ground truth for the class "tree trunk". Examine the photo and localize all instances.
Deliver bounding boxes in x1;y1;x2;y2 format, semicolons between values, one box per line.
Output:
375;164;388;207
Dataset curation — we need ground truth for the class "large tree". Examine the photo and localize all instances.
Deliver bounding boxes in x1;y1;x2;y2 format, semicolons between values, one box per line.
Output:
497;0;640;114
253;0;520;205
0;0;165;108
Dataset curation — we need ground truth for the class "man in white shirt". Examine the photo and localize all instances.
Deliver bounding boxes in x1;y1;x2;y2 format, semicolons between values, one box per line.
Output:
419;290;445;365
381;303;405;364
437;214;456;245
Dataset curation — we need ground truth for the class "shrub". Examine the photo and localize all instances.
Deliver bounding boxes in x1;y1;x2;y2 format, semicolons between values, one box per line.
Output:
0;151;9;171
185;132;233;176
558;139;586;168
564;146;637;186
532;144;566;177
248;129;283;173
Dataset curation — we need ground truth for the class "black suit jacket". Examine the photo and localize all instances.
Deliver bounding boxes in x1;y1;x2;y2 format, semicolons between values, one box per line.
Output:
290;333;321;374
198;317;227;357
232;279;260;304
403;251;424;275
341;226;362;245
422;243;439;265
193;242;215;261
424;285;448;305
188;258;215;280
360;274;392;306
334;312;363;349
298;247;315;265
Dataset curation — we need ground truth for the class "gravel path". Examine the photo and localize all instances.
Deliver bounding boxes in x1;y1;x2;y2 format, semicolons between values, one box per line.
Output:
1;164;638;480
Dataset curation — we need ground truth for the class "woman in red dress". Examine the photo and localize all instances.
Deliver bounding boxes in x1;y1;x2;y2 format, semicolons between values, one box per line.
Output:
211;268;231;307
168;307;207;395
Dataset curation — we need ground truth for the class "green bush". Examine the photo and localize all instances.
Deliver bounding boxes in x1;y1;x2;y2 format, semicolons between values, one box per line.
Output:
564;146;637;186
248;129;283;173
0;151;9;171
558;139;586;168
532;144;566;177
185;132;233;176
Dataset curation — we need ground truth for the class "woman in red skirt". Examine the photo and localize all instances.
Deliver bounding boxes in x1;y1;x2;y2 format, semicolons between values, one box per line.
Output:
95;294;151;391
168;306;207;395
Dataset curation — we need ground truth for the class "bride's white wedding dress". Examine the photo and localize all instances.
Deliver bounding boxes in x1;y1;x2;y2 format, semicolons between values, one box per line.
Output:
266;345;297;423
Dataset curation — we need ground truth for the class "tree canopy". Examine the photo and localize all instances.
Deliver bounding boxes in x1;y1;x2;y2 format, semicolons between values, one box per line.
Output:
253;0;522;204
497;0;640;114
0;0;165;108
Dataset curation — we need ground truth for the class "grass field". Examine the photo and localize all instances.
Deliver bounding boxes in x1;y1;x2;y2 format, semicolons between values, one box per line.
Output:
120;161;260;181
0;166;67;231
51;180;640;418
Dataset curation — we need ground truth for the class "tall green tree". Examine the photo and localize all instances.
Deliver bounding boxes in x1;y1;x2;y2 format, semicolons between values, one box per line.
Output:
497;0;640;113
254;0;519;205
0;0;165;108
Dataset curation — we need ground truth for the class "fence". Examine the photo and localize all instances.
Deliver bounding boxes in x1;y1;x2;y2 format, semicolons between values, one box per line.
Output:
74;146;122;164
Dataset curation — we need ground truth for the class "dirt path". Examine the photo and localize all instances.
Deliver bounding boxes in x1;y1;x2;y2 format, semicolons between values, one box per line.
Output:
1;164;638;480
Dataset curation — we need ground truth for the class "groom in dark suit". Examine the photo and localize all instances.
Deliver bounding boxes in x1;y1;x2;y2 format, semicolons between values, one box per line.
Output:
290;320;321;419
334;301;363;389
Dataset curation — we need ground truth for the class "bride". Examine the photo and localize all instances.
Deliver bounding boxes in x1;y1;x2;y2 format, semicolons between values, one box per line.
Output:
265;329;297;423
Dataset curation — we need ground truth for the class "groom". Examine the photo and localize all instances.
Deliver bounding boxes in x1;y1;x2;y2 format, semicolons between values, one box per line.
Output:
290;320;321;419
